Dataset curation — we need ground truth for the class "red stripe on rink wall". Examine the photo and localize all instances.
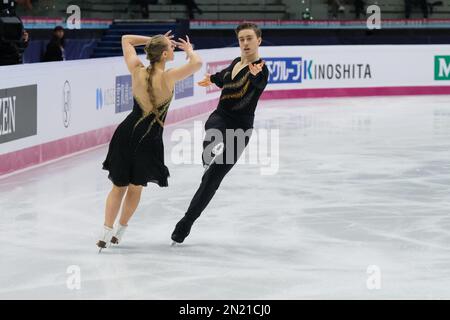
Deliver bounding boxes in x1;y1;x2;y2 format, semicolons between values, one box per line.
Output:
0;126;118;177
1;86;450;177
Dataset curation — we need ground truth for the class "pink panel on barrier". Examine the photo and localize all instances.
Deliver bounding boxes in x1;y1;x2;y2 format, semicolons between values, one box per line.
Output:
261;86;450;100
0;146;41;175
39;125;117;163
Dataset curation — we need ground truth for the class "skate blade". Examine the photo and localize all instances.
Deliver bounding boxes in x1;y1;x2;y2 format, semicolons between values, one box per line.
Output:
97;240;107;253
171;241;181;247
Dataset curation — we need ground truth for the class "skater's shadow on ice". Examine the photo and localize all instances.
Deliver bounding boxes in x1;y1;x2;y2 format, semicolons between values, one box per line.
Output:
98;242;264;260
97;243;197;255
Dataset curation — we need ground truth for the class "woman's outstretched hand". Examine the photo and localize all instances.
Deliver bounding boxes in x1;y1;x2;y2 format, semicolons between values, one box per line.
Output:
197;73;212;87
164;30;177;47
174;35;194;59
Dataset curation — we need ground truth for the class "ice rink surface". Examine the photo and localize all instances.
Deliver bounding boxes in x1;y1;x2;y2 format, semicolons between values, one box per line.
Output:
1;96;450;299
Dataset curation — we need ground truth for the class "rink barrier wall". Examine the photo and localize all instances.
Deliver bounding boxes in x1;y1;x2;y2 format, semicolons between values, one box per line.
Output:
1;45;450;177
0;98;219;177
262;86;450;99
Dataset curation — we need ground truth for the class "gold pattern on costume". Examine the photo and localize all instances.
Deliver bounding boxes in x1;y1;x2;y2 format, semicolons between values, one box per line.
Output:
233;90;257;110
223;72;250;90
133;95;172;131
220;79;250;100
136;95;172;145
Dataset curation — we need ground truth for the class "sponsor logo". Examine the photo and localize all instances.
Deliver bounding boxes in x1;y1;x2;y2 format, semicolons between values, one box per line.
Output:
96;88;103;109
115;75;133;113
175;74;194;100
265;57;372;84
0;85;37;144
435;56;450;80
96;87;115;110
62;80;71;128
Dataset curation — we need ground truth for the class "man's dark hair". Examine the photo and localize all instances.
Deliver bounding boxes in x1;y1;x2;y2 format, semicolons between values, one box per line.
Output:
235;22;262;38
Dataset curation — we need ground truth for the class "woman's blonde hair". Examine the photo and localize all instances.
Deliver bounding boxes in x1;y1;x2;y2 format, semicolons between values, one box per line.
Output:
144;35;168;111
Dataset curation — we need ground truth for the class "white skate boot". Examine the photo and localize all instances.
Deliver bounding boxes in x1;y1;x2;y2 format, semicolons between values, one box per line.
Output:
111;224;128;245
96;225;114;253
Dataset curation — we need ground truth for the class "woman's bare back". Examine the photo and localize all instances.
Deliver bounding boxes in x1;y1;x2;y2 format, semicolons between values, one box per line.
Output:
132;67;174;114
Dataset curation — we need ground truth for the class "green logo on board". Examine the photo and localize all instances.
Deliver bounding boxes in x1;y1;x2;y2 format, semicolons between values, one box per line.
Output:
435;56;450;80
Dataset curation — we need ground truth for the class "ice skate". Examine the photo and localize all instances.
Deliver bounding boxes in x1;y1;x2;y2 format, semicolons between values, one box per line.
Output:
171;217;193;244
111;224;128;245
96;225;114;253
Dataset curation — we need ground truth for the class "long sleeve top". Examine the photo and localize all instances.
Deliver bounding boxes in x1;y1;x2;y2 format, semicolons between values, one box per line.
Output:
210;57;269;128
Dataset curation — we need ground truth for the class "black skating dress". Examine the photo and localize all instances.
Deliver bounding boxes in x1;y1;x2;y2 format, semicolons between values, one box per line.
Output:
102;93;173;187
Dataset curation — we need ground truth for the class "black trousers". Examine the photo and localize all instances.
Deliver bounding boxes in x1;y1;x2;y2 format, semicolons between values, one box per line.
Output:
183;110;252;222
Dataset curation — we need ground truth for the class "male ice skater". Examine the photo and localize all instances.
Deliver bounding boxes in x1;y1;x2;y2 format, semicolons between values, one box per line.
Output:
171;22;270;244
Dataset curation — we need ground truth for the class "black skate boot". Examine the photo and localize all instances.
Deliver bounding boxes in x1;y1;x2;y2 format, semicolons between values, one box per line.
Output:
171;217;194;244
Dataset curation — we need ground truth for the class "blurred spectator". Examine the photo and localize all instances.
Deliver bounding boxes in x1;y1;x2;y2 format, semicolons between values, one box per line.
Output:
43;26;65;62
0;29;29;66
405;0;428;19
129;0;158;19
15;0;33;11
329;0;345;19
428;1;443;16
172;0;203;19
354;0;365;19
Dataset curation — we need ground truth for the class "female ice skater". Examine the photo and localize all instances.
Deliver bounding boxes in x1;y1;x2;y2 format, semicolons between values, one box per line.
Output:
97;31;203;251
171;22;269;244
